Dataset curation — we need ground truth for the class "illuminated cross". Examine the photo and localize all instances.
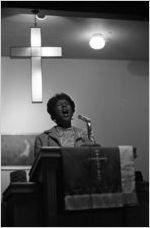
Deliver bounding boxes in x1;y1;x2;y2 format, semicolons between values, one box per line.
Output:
10;27;62;103
89;149;107;182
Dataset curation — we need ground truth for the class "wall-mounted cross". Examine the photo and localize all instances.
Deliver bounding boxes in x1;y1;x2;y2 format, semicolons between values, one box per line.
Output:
89;149;108;182
10;27;62;103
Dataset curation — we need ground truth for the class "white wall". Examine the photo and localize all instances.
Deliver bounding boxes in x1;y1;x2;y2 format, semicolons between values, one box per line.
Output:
1;57;149;193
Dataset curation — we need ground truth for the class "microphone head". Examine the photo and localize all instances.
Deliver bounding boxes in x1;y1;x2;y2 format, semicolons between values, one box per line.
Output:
78;114;91;122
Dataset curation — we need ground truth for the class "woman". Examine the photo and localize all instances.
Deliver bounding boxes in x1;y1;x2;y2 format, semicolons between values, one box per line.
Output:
34;93;94;157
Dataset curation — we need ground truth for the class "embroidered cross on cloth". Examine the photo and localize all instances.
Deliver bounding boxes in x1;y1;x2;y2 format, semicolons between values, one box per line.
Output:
61;146;137;210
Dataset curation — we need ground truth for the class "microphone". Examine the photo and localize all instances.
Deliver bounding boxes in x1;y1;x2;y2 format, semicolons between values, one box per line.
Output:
78;114;100;146
78;114;91;123
78;114;95;143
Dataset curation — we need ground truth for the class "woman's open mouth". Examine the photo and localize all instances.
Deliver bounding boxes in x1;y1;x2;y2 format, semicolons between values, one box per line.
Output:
62;110;70;118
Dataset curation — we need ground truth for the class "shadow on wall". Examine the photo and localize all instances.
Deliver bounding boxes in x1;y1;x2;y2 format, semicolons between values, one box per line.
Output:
127;61;149;77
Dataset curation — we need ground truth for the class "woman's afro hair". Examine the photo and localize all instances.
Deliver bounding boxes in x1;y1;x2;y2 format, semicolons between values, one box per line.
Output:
47;93;75;120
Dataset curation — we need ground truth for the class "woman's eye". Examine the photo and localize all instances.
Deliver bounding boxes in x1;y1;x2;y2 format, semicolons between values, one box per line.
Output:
57;103;69;107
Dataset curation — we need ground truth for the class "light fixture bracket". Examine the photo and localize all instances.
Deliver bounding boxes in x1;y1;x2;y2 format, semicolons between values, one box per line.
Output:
31;9;39;15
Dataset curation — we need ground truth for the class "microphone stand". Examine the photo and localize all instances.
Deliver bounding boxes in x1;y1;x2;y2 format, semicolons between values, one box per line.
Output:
78;115;101;147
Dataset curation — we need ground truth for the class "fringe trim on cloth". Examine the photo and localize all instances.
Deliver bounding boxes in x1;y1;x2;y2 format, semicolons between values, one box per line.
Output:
65;192;137;210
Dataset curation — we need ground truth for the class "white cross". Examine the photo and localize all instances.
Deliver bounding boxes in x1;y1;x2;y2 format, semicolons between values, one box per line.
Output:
89;149;107;182
10;27;62;103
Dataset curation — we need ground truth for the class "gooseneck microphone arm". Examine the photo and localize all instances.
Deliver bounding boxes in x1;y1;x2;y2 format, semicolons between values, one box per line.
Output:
78;114;95;143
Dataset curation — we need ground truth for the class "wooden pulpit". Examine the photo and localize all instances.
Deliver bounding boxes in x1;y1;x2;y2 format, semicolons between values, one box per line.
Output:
3;146;149;227
29;147;63;226
28;146;146;227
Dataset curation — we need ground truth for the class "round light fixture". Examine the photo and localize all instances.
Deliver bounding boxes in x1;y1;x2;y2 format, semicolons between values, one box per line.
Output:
36;12;47;20
89;34;105;49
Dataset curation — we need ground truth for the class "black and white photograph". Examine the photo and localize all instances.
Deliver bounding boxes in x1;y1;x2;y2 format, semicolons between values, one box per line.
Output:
1;1;149;227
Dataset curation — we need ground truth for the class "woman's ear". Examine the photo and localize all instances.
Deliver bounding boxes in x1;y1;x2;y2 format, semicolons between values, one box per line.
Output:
71;113;74;120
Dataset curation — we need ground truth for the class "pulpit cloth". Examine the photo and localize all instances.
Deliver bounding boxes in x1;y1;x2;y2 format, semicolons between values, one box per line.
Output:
61;146;138;210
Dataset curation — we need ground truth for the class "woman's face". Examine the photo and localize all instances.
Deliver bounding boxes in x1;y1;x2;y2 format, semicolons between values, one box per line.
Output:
54;99;74;128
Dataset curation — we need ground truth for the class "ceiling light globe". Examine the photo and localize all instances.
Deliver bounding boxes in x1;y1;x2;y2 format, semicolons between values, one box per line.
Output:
36;13;47;20
89;34;105;49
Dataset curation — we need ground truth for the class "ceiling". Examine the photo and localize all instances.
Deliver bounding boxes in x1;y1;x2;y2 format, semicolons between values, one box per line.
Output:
1;2;149;60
